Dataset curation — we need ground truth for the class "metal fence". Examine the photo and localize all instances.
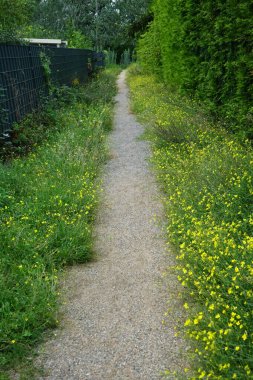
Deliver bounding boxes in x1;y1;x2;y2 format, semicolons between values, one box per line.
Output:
0;44;104;139
47;47;95;86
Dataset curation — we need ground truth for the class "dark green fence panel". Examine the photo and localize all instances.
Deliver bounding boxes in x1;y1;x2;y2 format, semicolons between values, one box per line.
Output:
0;45;104;140
45;48;94;86
0;45;47;138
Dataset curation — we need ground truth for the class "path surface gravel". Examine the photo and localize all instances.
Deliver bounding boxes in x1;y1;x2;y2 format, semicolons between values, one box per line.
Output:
37;71;186;379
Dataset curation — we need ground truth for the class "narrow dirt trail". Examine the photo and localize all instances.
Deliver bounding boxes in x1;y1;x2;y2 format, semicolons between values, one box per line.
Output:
38;71;185;379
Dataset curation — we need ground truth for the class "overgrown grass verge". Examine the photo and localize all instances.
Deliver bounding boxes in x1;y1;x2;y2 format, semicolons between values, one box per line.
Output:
128;65;253;379
0;67;120;377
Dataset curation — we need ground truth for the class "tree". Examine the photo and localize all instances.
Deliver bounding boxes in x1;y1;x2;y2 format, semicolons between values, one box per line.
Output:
30;0;151;56
0;0;35;40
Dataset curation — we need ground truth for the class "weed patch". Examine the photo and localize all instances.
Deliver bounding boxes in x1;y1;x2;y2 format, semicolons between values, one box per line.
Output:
128;66;253;379
0;68;120;376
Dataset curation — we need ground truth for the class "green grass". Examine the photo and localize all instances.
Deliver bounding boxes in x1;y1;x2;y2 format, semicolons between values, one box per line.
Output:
0;67;120;377
128;64;253;379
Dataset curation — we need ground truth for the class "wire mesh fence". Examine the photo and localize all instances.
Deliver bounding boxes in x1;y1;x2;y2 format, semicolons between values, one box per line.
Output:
0;45;47;138
0;44;104;140
47;48;94;86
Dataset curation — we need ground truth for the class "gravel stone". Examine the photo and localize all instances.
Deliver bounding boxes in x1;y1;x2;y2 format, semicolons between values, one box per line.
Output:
37;71;186;380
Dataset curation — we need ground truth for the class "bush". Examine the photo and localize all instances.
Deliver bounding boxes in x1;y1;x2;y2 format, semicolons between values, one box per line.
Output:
137;20;161;76
137;0;253;137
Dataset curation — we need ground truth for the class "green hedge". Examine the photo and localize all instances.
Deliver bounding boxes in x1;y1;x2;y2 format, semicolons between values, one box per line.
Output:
137;0;253;138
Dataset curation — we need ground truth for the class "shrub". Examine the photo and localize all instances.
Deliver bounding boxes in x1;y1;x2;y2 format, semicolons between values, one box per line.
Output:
137;0;253;137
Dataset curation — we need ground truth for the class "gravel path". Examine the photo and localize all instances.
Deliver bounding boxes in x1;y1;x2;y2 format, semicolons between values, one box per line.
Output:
37;71;186;379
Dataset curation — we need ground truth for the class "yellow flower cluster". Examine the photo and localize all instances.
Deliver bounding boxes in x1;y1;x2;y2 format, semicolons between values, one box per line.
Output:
128;70;253;379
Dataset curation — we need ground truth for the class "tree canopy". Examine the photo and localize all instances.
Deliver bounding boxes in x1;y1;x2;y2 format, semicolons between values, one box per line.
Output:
8;0;150;55
0;0;36;40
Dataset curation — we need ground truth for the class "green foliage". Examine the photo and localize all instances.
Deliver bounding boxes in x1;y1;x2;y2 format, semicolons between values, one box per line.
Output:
120;49;131;67
0;30;22;44
0;69;119;375
19;23;55;39
105;50;117;66
154;0;187;88
66;28;93;49
137;20;161;75
0;0;151;55
0;0;34;30
40;52;51;87
138;0;253;137
79;66;121;105
30;0;151;56
0;0;35;42
128;68;253;379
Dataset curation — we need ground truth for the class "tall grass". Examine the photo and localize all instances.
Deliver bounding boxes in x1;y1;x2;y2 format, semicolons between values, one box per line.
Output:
0;67;120;376
128;65;253;379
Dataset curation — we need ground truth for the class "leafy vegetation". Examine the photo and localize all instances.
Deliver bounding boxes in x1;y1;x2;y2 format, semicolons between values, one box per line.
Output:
0;0;34;31
128;65;253;379
0;67;120;377
8;0;151;58
137;0;253;138
1;0;152;61
0;0;35;43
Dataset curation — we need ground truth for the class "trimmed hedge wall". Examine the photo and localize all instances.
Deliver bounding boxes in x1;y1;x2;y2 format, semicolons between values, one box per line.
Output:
137;0;253;137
